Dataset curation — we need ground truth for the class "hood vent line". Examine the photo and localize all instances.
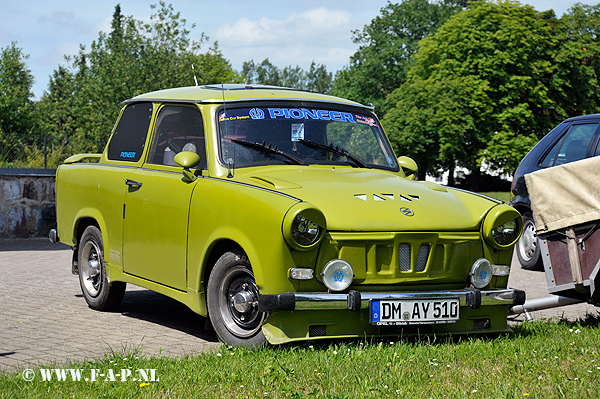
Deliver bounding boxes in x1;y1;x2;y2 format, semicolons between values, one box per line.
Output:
354;193;419;202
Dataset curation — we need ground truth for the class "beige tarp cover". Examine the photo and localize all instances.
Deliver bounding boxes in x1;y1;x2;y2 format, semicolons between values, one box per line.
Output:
525;156;600;233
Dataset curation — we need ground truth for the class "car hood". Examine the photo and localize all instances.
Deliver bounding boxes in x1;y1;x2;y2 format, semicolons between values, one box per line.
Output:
238;167;499;231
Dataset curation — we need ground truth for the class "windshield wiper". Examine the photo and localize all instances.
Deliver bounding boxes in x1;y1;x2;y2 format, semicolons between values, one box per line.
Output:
298;139;368;168
231;139;304;165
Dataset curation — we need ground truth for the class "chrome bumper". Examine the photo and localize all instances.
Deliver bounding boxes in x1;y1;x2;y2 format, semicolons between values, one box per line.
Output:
258;288;526;312
49;229;59;244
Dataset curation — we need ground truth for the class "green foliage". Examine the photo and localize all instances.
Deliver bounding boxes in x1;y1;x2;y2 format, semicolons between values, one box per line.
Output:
0;42;37;166
35;2;241;163
383;0;596;181
553;3;600;117
242;58;333;93
0;42;35;135
330;0;465;113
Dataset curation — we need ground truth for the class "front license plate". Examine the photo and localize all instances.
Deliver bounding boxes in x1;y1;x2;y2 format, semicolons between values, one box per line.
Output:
370;299;460;325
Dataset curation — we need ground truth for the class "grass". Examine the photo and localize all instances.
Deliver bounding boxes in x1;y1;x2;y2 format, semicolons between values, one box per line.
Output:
1;317;599;398
479;192;511;203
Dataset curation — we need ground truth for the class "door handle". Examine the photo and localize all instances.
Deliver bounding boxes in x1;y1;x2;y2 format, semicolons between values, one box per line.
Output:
125;179;143;188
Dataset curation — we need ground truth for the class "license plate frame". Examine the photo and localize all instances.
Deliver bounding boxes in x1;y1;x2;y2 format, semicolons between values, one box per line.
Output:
369;298;460;326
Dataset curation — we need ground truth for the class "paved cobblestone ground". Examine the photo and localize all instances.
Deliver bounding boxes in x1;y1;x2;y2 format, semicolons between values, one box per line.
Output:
0;238;219;372
0;238;598;373
507;251;599;323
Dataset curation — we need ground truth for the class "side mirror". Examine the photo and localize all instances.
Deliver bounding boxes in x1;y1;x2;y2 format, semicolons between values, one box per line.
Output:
397;156;418;180
174;151;201;182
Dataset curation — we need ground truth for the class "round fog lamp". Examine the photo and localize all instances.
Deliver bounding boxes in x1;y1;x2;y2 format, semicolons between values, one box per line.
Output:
470;258;492;289
321;259;354;291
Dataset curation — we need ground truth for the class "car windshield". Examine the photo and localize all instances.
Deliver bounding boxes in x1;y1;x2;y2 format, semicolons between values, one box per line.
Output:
217;105;398;170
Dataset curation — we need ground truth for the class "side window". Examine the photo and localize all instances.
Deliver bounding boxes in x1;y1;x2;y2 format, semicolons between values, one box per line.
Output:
148;105;206;168
107;102;153;162
540;123;599;167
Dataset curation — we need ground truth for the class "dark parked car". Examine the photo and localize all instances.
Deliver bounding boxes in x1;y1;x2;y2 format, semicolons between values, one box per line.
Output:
511;114;600;270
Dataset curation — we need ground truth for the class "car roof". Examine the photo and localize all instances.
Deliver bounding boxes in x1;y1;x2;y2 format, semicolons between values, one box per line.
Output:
123;84;373;110
564;113;600;122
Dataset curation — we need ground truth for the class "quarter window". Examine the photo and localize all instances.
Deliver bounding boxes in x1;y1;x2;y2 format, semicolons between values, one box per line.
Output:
107;102;153;162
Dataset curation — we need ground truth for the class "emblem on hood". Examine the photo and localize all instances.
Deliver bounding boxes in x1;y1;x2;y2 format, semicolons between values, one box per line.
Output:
399;207;414;217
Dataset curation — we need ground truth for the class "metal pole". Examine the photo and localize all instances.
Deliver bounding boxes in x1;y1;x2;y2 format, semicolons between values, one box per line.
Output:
508;295;584;319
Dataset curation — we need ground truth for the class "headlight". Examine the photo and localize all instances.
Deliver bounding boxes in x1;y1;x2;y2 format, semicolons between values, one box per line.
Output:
321;259;354;291
282;203;326;251
292;214;321;246
470;258;492;289
492;219;518;246
482;205;523;249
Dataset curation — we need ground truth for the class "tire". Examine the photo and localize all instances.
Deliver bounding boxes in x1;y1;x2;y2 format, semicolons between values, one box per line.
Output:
78;226;126;310
516;212;543;271
207;250;267;347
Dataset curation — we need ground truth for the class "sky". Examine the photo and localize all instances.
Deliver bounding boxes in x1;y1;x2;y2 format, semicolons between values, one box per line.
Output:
1;0;598;99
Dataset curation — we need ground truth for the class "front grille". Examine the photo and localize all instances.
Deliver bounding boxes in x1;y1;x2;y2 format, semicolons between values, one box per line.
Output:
399;243;411;271
399;243;430;272
416;244;430;272
325;231;483;283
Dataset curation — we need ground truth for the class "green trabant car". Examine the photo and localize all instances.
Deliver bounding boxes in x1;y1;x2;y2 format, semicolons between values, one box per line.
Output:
51;84;525;347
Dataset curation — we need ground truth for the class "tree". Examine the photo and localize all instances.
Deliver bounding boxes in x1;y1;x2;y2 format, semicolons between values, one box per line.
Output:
552;3;600;117
331;0;466;113
306;61;333;93
0;42;35;135
242;59;282;86
383;1;564;186
34;66;79;166
241;58;332;93
37;2;241;157
0;42;36;166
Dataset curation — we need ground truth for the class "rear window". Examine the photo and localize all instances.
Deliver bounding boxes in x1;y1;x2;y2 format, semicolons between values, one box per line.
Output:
540;123;599;167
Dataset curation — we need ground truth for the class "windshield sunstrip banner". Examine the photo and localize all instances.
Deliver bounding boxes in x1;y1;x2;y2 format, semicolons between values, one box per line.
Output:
219;108;377;126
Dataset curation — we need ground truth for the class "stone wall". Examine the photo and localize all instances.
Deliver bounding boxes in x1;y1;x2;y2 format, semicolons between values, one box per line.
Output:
0;169;56;238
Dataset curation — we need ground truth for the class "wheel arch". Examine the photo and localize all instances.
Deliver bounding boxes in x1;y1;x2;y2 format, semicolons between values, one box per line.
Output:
201;239;247;303
71;216;102;275
512;203;531;217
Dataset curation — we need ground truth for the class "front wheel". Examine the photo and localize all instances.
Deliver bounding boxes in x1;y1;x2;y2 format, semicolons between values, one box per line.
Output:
207;250;267;347
78;226;126;310
516;212;543;271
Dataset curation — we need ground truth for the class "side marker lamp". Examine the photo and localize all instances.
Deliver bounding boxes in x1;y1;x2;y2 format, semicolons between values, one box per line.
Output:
492;264;510;277
289;268;314;280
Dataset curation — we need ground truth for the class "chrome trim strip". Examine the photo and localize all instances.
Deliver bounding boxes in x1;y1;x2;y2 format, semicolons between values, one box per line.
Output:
204;177;302;201
449;187;503;204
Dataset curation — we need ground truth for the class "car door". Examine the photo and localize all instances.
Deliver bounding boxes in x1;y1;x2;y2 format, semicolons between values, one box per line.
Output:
122;104;206;291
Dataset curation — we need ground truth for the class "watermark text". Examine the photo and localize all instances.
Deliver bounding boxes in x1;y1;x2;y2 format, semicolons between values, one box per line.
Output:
22;368;159;382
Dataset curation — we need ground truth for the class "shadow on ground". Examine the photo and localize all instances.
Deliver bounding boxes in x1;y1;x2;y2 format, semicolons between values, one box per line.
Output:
0;238;69;252
106;289;218;343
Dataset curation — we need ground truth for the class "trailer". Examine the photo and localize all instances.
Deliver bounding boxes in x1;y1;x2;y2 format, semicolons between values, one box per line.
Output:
508;156;600;319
